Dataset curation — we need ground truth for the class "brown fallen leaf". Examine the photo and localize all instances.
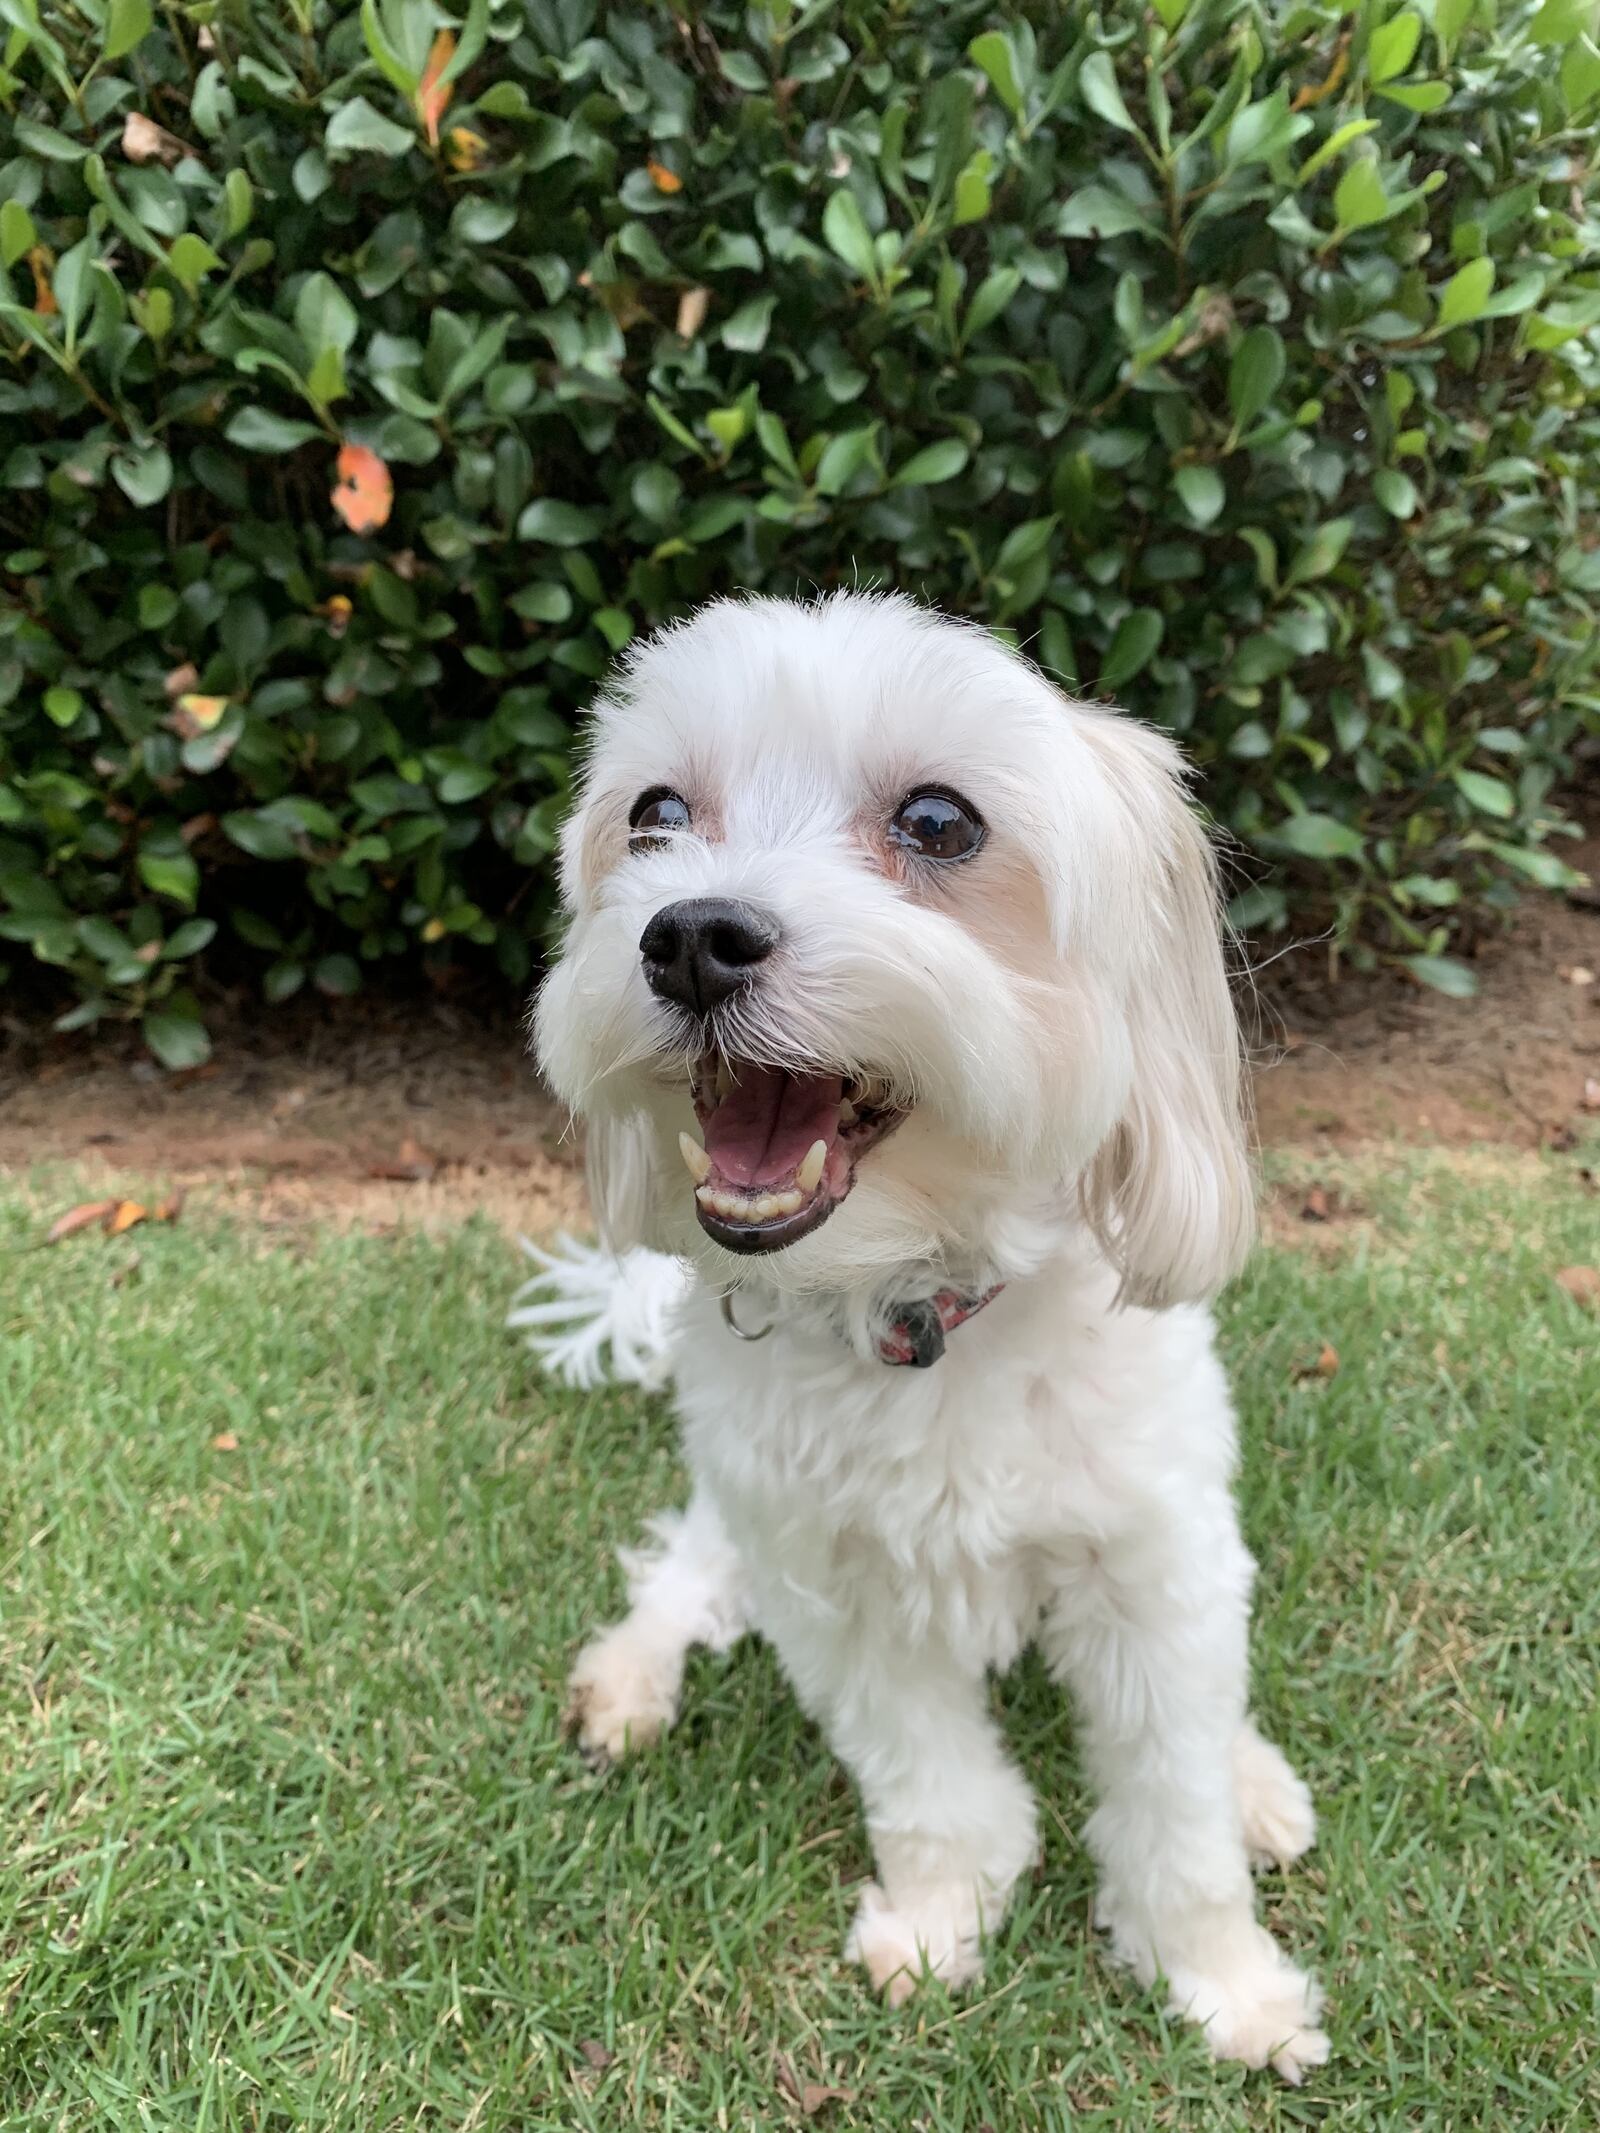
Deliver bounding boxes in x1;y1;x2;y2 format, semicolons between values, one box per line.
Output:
153;1189;186;1223
122;111;183;165
675;284;710;339
798;2087;850;2115
1547;1123;1580;1154
774;2057;849;2115
368;1136;437;1182
106;1200;148;1236
1293;1342;1340;1382
211;1431;240;1452
1300;1183;1331;1222
1555;1266;1600;1309
46;1199;118;1244
578;2040;612;2071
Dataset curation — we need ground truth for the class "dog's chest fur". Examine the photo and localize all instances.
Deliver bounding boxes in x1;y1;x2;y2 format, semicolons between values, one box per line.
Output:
670;1258;1236;1671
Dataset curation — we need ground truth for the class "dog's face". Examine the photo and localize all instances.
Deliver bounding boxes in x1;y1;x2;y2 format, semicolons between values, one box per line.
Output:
536;595;1251;1305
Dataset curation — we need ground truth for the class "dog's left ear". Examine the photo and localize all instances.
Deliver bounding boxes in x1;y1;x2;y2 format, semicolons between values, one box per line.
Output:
1070;711;1255;1307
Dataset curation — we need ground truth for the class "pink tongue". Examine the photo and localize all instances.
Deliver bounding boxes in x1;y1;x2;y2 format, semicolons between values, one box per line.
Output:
704;1066;843;1188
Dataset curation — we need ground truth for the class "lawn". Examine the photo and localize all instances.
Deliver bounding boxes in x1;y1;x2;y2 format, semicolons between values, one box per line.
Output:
0;1152;1595;2130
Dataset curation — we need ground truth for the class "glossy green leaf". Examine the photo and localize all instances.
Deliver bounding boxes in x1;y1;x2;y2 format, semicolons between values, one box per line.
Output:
1368;10;1422;83
1228;326;1285;431
1276;812;1365;859
1077;52;1137;134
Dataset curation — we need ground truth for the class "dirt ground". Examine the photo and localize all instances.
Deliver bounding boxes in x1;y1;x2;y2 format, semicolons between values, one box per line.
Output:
2;835;1594;1238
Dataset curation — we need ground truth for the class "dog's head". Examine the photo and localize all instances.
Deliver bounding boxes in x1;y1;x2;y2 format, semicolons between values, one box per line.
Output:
535;594;1252;1306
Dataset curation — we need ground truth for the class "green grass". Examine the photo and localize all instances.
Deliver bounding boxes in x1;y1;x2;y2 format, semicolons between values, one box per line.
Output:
0;1152;1595;2130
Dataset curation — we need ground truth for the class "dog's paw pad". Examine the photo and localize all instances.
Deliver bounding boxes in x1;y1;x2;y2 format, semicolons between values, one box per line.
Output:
1235;1728;1316;1870
564;1632;677;1765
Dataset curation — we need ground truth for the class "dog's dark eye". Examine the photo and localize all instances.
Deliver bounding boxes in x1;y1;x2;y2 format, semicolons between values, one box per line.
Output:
888;788;985;863
629;788;691;844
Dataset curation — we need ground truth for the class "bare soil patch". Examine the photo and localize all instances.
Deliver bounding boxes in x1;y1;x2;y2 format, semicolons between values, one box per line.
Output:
1250;822;1597;1153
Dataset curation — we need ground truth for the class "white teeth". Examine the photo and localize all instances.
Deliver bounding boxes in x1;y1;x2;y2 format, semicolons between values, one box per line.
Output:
694;1182;805;1224
796;1138;827;1193
838;1098;858;1127
678;1131;711;1185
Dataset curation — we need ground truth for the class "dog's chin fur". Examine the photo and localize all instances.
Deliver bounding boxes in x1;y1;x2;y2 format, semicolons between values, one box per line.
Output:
528;594;1328;2081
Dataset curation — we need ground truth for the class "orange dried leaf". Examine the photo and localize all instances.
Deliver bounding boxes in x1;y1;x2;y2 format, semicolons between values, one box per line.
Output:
171;692;229;738
106;1200;148;1236
46;1199;118;1244
1291;38;1349;111
28;245;57;315
417;29;455;146
153;1190;186;1223
445;126;488;171
646;159;682;193
331;443;393;534
211;1431;240;1452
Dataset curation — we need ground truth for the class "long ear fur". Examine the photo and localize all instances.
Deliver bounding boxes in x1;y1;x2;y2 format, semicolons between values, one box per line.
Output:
583;1110;655;1255
1074;712;1255;1307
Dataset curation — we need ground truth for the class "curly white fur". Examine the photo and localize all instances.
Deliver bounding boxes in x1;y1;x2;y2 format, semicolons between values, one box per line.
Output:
525;594;1327;2080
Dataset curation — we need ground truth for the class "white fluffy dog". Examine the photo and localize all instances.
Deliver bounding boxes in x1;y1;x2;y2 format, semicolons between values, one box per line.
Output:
518;592;1327;2080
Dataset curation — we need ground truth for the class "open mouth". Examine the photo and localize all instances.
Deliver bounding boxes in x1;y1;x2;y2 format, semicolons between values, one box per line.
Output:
678;1051;908;1254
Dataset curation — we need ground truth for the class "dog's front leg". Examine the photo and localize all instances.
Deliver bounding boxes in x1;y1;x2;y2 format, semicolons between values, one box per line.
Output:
763;1597;1038;2004
565;1485;749;1766
1043;1502;1328;2081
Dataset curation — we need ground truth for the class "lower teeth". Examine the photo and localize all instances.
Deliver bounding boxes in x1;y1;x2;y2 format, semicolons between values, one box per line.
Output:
697;1185;805;1222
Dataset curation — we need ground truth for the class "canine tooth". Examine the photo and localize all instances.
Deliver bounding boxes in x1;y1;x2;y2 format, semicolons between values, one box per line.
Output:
773;1189;803;1215
838;1099;858;1127
796;1138;827;1193
678;1131;711;1184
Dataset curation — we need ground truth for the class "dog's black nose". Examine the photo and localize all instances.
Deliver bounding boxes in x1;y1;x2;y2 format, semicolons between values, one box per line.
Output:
639;897;779;1015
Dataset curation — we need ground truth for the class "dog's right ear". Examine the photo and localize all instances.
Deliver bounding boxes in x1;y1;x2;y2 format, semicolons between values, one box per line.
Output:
584;1112;654;1254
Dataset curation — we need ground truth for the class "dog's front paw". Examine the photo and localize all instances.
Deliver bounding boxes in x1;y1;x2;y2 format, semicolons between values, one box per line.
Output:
843;1882;985;2008
563;1627;679;1767
1170;1930;1328;2084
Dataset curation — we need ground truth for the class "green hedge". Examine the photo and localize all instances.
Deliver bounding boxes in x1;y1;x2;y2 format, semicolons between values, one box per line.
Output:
3;0;1598;1062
